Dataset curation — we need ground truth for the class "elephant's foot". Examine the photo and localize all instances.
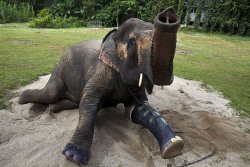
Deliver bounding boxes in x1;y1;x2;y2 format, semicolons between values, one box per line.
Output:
62;143;90;165
18;90;32;104
161;136;184;158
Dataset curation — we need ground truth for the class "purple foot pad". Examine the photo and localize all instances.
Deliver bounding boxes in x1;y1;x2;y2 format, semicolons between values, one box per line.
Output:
62;143;90;165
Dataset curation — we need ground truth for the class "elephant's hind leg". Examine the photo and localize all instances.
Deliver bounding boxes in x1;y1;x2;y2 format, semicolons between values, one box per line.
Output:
19;69;65;105
49;99;79;113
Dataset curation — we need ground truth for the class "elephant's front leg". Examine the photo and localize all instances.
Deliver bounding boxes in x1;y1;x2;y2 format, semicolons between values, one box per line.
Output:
62;90;101;165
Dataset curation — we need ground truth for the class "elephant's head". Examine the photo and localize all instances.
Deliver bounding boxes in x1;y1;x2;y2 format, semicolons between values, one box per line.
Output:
99;7;180;94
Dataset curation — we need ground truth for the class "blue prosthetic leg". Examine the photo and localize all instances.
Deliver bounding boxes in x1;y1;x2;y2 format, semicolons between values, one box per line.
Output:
131;105;184;158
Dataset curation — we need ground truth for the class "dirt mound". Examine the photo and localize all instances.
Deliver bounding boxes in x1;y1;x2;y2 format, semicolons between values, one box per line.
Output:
0;75;250;167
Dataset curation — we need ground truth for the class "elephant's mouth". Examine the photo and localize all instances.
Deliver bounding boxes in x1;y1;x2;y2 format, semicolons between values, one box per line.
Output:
126;73;144;90
127;73;153;95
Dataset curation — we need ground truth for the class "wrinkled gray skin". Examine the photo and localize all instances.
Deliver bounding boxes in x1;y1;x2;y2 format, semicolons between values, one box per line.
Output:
19;7;180;165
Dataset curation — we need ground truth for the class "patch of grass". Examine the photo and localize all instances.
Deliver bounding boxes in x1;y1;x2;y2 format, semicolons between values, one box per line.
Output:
175;30;250;115
0;90;18;109
0;23;110;108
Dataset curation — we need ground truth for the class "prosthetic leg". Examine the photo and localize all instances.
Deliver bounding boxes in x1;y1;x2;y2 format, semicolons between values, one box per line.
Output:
126;104;184;158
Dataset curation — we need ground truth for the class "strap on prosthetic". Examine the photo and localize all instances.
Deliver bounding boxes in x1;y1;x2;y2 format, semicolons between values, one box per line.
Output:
131;104;176;148
132;105;164;124
127;87;167;125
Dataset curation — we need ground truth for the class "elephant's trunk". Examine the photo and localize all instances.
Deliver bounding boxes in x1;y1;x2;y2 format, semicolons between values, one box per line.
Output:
152;7;180;85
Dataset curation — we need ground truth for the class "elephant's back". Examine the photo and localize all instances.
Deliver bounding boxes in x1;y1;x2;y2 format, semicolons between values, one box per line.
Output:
58;40;102;75
57;40;102;101
75;40;102;57
59;40;101;62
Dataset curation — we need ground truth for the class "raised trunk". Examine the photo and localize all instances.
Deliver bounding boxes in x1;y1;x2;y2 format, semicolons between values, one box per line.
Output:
152;7;181;86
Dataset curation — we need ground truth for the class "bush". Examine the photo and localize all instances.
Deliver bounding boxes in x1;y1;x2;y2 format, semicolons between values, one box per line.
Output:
177;0;185;22
51;0;73;18
28;8;52;28
185;0;193;25
194;0;204;28
94;5;116;27
0;0;34;23
202;0;250;36
29;8;86;28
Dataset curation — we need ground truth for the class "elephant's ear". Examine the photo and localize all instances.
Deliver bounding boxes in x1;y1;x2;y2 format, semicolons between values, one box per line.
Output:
99;29;120;72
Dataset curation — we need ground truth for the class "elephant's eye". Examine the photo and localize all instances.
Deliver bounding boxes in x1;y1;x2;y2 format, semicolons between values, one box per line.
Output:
127;38;138;64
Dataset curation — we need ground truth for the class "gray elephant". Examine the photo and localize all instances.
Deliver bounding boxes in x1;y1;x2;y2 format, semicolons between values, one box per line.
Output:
19;7;184;165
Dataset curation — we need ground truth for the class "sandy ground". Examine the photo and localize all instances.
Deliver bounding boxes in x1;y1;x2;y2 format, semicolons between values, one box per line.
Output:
0;75;250;167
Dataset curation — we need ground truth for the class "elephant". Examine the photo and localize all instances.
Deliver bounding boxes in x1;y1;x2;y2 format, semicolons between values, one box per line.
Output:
19;7;184;165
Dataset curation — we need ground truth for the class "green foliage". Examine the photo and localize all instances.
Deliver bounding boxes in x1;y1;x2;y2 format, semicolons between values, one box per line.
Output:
176;0;250;36
203;0;250;36
94;0;139;27
88;0;178;27
51;0;73;17
114;0;138;25
94;5;116;27
0;0;34;23
1;0;179;27
3;0;249;36
28;8;53;28
177;0;185;22
194;0;204;28
185;0;193;25
115;0;138;16
81;0;98;20
29;8;86;28
138;0;178;22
